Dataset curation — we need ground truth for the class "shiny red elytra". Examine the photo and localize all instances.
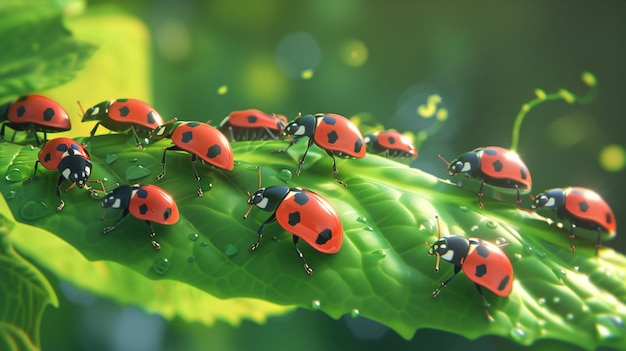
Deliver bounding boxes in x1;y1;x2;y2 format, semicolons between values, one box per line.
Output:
218;109;287;141
427;217;514;321
152;120;234;197
100;184;180;250
364;130;417;158
81;98;164;149
277;113;366;186
243;167;343;276
0;94;71;146
532;187;616;255
440;146;532;209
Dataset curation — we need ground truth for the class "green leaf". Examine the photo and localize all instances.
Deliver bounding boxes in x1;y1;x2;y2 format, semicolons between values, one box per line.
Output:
1;135;626;350
0;209;57;351
0;2;97;100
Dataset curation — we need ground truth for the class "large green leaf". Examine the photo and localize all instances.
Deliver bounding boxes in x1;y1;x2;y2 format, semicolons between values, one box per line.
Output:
0;211;57;351
1;135;625;350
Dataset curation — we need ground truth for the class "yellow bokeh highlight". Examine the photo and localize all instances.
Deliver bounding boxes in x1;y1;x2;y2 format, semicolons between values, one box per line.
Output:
417;94;441;118
217;85;229;95
240;55;288;106
301;69;314;80
339;39;368;67
599;144;626;172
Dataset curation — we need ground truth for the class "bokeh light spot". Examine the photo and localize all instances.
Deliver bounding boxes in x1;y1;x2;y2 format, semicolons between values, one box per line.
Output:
417;94;442;118
275;32;321;79
217;85;229;95
599;144;626;172
301;69;314;80
155;20;192;62
339;39;368;67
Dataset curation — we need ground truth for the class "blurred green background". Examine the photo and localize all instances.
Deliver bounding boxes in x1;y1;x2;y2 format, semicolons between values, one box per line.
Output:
26;0;626;350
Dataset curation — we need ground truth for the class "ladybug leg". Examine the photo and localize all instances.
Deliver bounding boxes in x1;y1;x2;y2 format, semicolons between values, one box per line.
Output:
568;223;577;252
86;122;101;145
273;136;302;153
595;228;602;256
294;138;314;176
431;265;461;299
264;127;277;140
477;180;485;210
55;175;66;212
515;185;522;209
249;213;277;252
130;126;143;150
32;130;43;147
145;221;161;250
155;146;176;181
0;122;6;141
227;126;236;142
292;236;313;276
103;208;130;234
474;284;494;322
325;150;347;187
190;154;204;197
23;160;41;183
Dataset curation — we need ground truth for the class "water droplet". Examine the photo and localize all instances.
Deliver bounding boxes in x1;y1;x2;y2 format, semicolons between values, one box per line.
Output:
470;225;479;232
311;300;321;309
5;168;24;182
130;157;138;163
371;249;386;258
5;191;16;199
526;246;547;258
363;226;373;231
595;315;624;340
552;296;561;304
20;201;52;220
459;206;468;212
187;256;196;262
486;221;498;229
537;297;546;305
510;327;527;343
356;216;368;224
350;308;360;318
125;165;151;181
152;258;170;275
276;169;292;182
573;266;580;272
514;253;523;259
552;268;566;281
200;242;208;247
188;233;199;241
203;182;213;192
105;153;119;164
566;313;575;321
247;166;259;172
225;243;239;257
495;238;508;246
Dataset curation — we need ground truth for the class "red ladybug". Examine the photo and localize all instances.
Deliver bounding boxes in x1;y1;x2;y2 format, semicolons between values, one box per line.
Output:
277;113;366;186
100;184;179;250
531;187;616;255
152;120;234;197
0;94;71;146
23;137;95;211
81;98;164;149
427;217;514;321
243;167;343;275
364;130;417;158
218;109;287;141
441;146;532;209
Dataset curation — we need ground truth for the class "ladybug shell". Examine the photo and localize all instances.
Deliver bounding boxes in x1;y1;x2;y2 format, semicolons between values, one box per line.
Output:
5;94;71;131
313;113;366;158
222;109;284;131
170;121;234;170
476;146;531;192
88;99;163;131
275;189;343;254
129;184;179;225
38;137;89;171
562;187;616;236
368;130;417;157
463;239;514;297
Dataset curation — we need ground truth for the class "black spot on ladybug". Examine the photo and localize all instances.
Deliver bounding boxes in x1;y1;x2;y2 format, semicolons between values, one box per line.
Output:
578;200;589;213
247;115;258;123
181;131;193;143
316;229;332;244
520;166;528;180
44;153;51;163
475;264;487;277
322;116;336;125
119;106;130;117
492;160;503;172
139;204;148;215
187;122;199;127
327;131;338;144
484;148;498;155
207;144;222;158
354;139;363;153
476;244;490;258
147;111;157;124
606;212;613;224
16;106;26;117
163;208;172;220
293;192;309;205
43;108;55;121
136;188;149;199
288;211;301;226
56;144;68;152
387;136;396;144
498;275;511;291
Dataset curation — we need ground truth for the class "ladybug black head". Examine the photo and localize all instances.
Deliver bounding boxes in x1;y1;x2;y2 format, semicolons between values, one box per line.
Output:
428;236;470;266
58;156;92;188
531;189;565;209
247;188;266;207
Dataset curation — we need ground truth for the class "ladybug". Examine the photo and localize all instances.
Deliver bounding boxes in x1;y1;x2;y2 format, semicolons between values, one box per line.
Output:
23;137;97;211
218;109;287;141
0;94;71;146
364;130;417;158
441;146;532;209
81;98;164;149
427;217;514;321
277;113;366;186
531;187;616;255
152;120;234;197
100;184;180;250
243;167;343;275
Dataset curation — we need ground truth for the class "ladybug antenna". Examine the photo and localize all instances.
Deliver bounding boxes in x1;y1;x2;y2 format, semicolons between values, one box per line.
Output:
510;71;598;152
434;215;442;272
243;201;253;219
100;207;107;221
437;154;450;167
243;167;263;219
77;100;86;115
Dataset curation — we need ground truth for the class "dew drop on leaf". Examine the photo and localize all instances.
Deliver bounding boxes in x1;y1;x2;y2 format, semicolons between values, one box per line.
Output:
200;242;208;247
537;297;546;305
5;190;16;199
276;169;292;182
566;313;575;321
470;225;479;232
371;249;386;258
203;182;213;192
595;315;624;340
552;296;561;304
5;168;24;182
459;205;468;212
526;246;547;258
188;233;199;241
247;166;259;172
311;300;321;309
356;216;368;224
510;327;527;343
152;258;170;275
224;243;239;257
351;308;360;318
363;226;373;231
486;221;498;229
20;201;52;220
187;256;196;263
125;165;152;181
514;253;522;259
105;153;119;164
130;157;138;163
552;268;566;281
